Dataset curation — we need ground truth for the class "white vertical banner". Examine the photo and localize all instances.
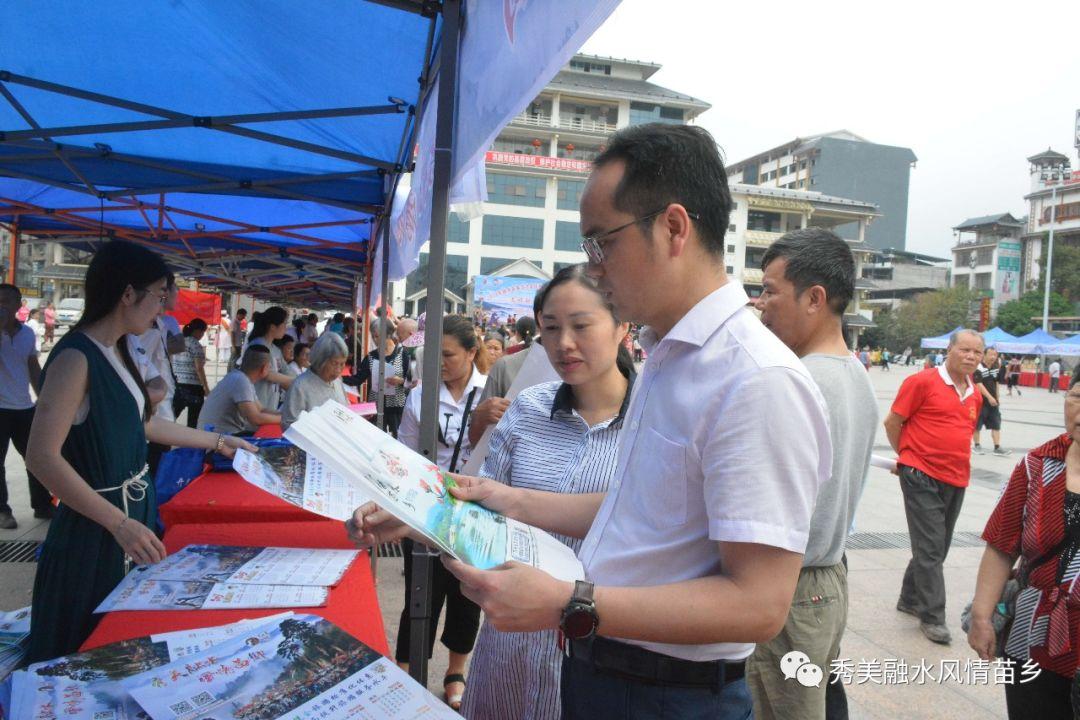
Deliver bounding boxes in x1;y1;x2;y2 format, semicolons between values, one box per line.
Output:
382;0;621;293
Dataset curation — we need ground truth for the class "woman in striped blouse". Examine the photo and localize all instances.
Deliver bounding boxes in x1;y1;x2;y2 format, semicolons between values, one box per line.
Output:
461;264;635;720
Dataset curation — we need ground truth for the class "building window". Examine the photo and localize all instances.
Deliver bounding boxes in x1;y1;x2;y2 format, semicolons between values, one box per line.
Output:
554;261;576;273
405;252;469;299
448;215;470;244
628;101;683;126
747;210;781;232
486;173;546;207
745;247;766;269
726;265;735;274
555;221;582;252
569;60;611;75
727;244;736;253
481;215;544;249
480;257;513;275
728;224;736;232
557;179;585;211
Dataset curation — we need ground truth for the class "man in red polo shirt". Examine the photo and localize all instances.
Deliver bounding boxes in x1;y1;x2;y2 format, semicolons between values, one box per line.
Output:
883;328;984;645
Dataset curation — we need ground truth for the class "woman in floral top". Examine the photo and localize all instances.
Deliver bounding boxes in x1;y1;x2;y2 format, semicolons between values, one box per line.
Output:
172;318;211;429
969;372;1080;718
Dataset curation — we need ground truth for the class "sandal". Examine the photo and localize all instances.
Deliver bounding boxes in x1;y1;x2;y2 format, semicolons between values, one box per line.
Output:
443;673;466;710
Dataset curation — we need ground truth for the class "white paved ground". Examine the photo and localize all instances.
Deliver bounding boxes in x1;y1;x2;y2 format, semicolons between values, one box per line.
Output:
2;358;1071;717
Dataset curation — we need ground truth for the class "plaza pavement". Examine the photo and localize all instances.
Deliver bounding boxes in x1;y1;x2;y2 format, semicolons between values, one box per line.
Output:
1;357;1072;718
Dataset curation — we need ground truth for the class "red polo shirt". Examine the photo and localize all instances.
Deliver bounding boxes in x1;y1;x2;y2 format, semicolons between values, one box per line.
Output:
891;366;982;488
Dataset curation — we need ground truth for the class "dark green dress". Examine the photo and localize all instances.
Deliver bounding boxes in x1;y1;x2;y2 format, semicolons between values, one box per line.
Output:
26;331;155;663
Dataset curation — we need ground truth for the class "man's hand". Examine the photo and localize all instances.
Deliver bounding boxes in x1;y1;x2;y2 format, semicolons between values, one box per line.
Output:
345;502;418;547
447;473;522;518
967;616;997;661
472;398;510;430
385;376;405;387
988;397;998;407
443;557;572;633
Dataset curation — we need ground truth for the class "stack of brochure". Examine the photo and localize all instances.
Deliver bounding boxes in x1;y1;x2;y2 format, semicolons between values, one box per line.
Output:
5;613;458;719
0;605;30;714
94;545;359;612
277;401;585;582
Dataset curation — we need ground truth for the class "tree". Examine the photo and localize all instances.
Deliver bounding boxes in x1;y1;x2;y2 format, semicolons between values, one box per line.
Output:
868;287;982;352
1036;238;1080;301
994;290;1072;336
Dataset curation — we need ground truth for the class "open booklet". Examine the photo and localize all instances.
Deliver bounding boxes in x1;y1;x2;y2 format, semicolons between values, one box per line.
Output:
7;613;457;720
95;571;329;613
280;401;585;582
131;545;358;587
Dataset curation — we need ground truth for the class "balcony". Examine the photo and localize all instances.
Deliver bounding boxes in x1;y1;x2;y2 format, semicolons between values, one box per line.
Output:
744;229;780;247
509;112;617;135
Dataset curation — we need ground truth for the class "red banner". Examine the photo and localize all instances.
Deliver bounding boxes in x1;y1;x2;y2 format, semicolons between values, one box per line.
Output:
169;289;222;328
485;151;591;173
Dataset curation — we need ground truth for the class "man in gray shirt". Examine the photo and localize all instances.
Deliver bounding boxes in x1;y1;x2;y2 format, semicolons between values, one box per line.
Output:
748;229;877;720
200;345;281;435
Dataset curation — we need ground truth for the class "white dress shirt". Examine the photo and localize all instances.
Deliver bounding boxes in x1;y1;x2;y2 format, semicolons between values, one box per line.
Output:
398;366;487;472
577;282;832;662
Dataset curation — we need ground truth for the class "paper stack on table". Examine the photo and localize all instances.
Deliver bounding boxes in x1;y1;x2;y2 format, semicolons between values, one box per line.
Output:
7;613;458;720
93;545;359;613
233;444;371;521
0;605;31;714
282;401;585;582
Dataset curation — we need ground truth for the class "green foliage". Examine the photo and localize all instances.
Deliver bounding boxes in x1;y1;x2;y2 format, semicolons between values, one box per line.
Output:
1036;238;1080;301
994;290;1072;336
867;287;983;351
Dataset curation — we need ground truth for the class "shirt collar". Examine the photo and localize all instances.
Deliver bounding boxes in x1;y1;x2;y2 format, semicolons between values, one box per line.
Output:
639;282;747;353
550;372;637;424
438;365;486;407
936;363;974;400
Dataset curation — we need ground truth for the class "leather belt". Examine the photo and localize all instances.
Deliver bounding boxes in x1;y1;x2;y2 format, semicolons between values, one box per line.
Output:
568;636;745;691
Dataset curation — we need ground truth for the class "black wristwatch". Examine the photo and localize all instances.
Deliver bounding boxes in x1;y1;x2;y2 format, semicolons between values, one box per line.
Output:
560;580;599;640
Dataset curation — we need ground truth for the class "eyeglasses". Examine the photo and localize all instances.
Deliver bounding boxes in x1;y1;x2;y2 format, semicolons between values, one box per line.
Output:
580;207;700;264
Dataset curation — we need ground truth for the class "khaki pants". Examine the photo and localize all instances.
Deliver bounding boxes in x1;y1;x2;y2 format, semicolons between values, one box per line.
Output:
747;562;848;720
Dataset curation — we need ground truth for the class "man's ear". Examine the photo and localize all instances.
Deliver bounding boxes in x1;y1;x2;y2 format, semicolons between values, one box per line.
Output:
663;205;695;259
804;285;830;315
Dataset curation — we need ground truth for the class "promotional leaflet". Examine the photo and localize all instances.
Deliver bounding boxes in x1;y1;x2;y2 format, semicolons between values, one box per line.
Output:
124;614;458;720
233;445;370;522
7;615;288;720
284;402;585;582
95;572;328;613
132;545;358;587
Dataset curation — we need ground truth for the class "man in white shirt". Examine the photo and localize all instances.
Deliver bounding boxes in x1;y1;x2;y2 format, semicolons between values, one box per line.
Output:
1048;358;1062;393
138;277;183;474
0;284;51;528
351;124;831;719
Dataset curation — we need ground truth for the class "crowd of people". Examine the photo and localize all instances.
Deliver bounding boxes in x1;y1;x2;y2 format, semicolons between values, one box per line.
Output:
2;122;1079;719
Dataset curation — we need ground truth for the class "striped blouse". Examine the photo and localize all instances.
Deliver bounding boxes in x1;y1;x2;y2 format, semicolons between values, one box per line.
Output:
461;378;632;720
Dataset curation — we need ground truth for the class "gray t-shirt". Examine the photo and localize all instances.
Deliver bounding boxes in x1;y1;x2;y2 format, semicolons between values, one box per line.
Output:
801;353;878;567
281;369;348;430
199;369;258;435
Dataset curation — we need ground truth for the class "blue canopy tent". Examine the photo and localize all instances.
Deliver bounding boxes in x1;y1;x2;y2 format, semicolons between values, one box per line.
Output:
981;326;1018;348
0;0;438;306
920;327;963;350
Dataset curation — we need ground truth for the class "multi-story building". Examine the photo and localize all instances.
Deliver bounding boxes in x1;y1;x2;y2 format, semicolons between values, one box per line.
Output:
950;213;1026;313
860;248;950;313
395;53;711;316
725;184;880;346
1022;148;1080;295
724;131;917;251
0;228;90;302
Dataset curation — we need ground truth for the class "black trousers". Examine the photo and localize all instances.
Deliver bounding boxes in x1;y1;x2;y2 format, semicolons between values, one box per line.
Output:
383;406;404;438
898;465;965;625
172;384;205;430
0;407;52;514
395;538;481;663
1003;658;1072;719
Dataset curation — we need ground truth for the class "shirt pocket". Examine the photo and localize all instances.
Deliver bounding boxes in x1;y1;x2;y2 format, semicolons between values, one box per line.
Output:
630;427;688;529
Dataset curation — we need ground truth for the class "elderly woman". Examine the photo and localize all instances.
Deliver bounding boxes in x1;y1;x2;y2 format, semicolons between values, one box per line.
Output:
280;332;349;430
968;373;1080;719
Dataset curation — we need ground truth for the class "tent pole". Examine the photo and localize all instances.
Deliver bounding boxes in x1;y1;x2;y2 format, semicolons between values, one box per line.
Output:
409;0;462;686
376;210;392;431
7;220;19;284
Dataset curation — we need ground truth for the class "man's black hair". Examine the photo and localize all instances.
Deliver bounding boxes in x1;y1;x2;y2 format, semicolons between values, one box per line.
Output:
760;228;855;316
593;123;732;257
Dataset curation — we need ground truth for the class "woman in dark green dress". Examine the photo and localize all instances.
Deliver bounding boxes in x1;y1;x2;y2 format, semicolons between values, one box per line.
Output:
25;240;255;663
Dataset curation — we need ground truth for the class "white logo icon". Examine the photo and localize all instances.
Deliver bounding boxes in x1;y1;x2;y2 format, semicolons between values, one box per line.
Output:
780;650;823;687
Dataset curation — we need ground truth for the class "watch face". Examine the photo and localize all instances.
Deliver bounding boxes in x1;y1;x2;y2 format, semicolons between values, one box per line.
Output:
563;607;596;639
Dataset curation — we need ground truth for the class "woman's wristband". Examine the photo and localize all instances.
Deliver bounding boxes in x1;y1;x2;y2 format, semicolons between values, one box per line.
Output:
214;433;225;452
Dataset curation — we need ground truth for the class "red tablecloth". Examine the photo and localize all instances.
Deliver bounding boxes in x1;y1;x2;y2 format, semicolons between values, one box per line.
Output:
253;423;283;439
1018;371;1070;390
159;471;318;526
81;520;387;655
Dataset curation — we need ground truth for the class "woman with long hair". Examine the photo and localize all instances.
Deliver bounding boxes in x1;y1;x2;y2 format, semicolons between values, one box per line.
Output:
172;317;211;429
25;241;255;662
461;264;633;719
245;306;293;409
394;314;489;710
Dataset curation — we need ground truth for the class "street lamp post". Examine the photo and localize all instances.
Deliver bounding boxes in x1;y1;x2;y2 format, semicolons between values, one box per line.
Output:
1040;162;1067;332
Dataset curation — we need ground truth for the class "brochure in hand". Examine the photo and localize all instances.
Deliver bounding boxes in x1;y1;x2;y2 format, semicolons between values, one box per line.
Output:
7;614;289;720
132;545;358;587
123;613;458;720
95;570;328;613
232;444;371;522
283;401;585;582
